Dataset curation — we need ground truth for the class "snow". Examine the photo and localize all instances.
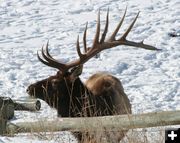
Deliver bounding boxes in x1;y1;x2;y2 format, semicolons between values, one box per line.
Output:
0;0;179;142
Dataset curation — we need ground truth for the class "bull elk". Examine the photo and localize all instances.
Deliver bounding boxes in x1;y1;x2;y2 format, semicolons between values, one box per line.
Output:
27;8;159;143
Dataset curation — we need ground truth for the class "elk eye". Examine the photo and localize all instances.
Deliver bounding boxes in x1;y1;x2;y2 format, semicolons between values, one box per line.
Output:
51;79;61;87
53;81;59;86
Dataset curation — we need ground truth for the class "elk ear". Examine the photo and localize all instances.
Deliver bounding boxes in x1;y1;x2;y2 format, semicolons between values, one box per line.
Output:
69;64;83;81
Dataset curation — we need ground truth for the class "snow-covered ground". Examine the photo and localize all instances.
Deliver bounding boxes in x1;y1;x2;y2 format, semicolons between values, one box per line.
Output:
0;0;179;142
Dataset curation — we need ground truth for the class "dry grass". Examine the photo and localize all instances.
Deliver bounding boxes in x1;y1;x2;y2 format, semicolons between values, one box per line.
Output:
26;126;166;143
24;93;166;143
72;123;166;143
121;128;165;143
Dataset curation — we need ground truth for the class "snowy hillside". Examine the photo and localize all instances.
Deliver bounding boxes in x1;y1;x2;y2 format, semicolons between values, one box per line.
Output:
0;0;179;142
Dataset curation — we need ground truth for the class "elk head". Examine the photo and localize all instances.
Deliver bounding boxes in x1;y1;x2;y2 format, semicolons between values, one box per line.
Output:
27;8;159;117
26;56;84;116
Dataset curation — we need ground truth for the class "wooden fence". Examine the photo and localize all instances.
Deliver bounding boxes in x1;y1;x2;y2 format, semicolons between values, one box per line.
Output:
1;110;180;135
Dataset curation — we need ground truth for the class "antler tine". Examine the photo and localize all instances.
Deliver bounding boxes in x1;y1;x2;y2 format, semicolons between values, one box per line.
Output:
37;52;50;66
41;44;52;63
45;40;50;57
83;22;88;52
76;35;84;58
119;11;139;40
92;9;101;48
41;42;57;65
37;46;49;66
40;42;68;72
116;11;160;50
37;46;60;69
100;8;109;44
109;7;127;41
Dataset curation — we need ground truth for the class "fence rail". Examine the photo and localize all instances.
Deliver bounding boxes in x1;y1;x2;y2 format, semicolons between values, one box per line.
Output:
1;110;179;135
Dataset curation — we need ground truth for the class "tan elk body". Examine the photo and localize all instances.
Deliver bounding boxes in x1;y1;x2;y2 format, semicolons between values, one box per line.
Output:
27;8;159;143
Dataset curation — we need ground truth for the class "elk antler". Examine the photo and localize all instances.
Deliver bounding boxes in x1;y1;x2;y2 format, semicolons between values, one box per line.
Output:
38;8;160;74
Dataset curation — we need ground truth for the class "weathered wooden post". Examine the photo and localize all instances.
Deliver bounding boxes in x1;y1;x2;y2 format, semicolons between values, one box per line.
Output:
14;99;41;111
0;97;41;112
0;97;41;135
0;97;15;120
0;97;13;135
0;117;7;135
